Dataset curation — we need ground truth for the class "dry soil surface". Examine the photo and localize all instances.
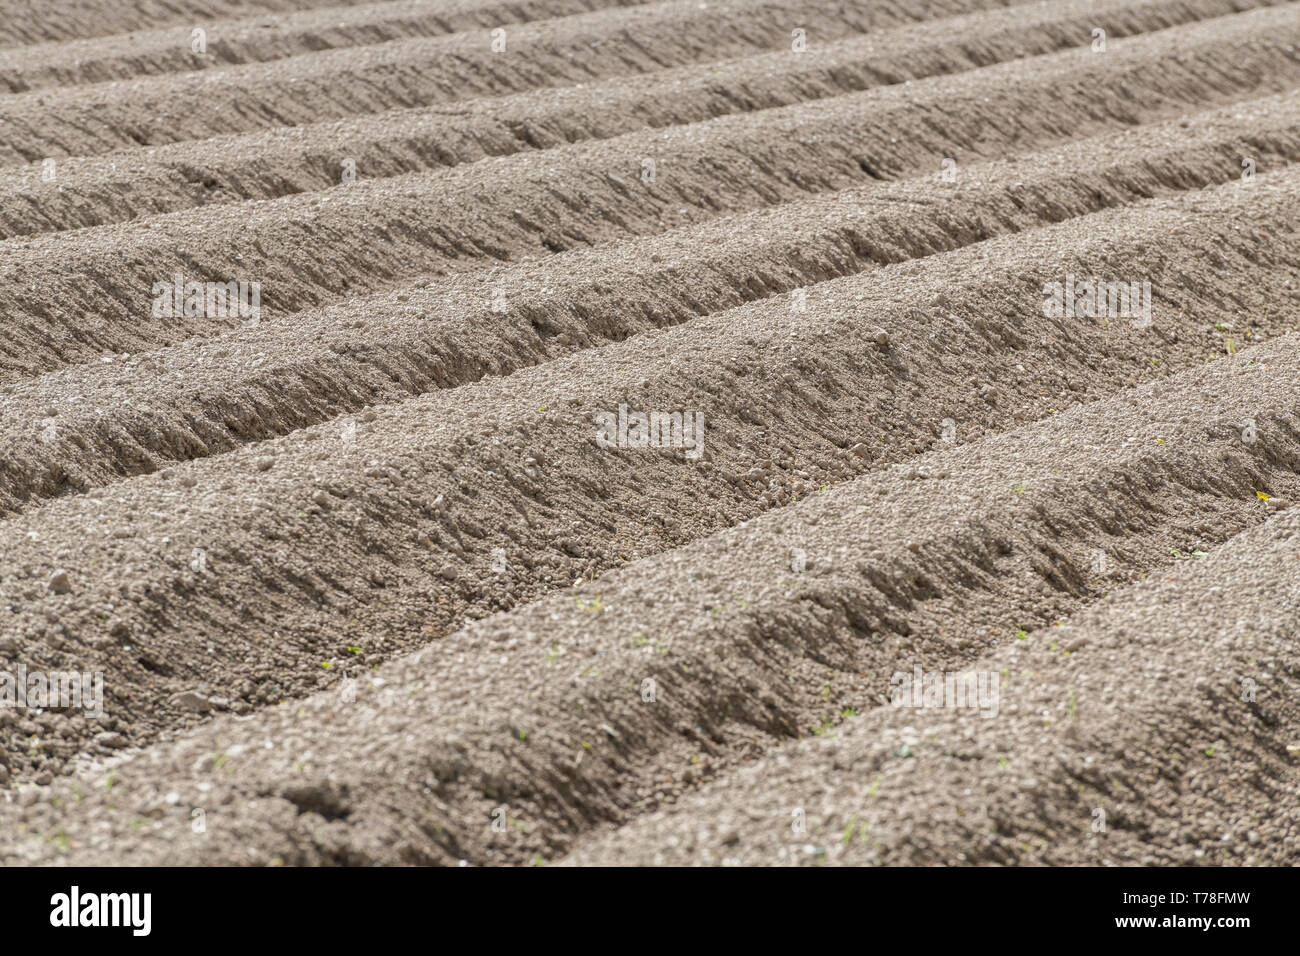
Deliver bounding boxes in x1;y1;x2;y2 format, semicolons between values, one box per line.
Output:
0;0;1297;866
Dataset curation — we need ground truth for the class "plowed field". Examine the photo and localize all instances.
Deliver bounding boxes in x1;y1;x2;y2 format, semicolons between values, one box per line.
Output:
0;0;1297;866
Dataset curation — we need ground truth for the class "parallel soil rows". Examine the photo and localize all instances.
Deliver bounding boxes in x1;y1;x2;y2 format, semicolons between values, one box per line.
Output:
0;0;656;90
0;0;1297;866
5;325;1298;864
564;483;1300;866
0;168;1296;788
2;95;1297;513
0;0;629;49
2;8;1298;382
0;0;1018;165
0;0;1269;204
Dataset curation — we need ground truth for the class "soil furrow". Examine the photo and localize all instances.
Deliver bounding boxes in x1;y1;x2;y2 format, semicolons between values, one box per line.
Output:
0;0;378;50
1;11;1297;381
2;95;1297;513
0;0;658;92
0;170;1296;791
3;322;1298;864
0;0;1020;163
1;0;1296;873
561;504;1300;865
0;0;1272;235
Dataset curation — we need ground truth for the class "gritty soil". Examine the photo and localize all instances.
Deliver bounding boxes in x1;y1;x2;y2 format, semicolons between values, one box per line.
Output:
0;0;1298;866
1;6;1297;378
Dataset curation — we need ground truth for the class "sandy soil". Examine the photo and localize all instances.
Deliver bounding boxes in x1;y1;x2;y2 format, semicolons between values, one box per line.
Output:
0;0;1297;866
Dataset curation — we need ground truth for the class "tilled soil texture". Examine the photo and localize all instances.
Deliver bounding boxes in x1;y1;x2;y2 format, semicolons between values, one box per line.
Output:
4;4;1300;379
0;0;1297;867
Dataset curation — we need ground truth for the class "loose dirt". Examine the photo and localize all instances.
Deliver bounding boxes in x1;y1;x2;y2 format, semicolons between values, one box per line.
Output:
0;0;1297;866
